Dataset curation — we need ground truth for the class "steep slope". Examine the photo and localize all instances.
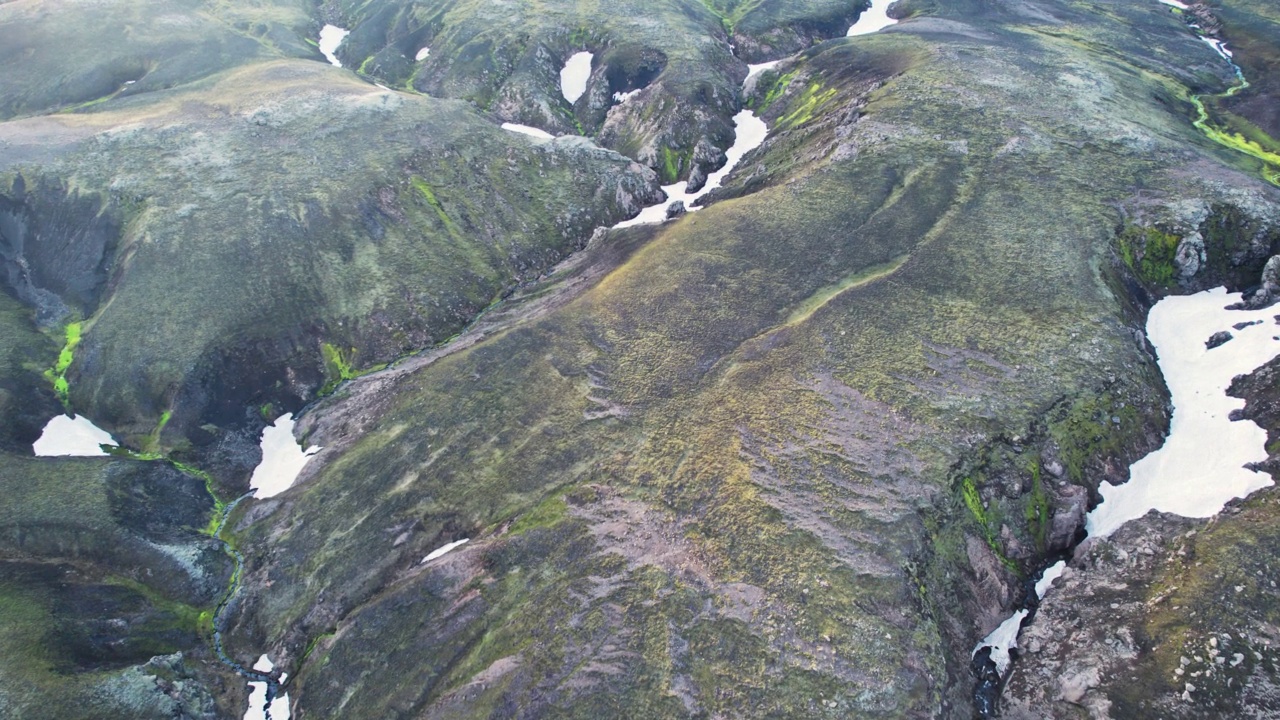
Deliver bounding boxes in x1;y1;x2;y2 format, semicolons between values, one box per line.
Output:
0;0;661;470
219;0;1280;716
0;453;235;719
2;0;1280;717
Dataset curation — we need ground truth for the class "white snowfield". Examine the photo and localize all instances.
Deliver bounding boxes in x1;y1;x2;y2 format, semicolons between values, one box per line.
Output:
249;413;321;499
318;25;349;68
500;123;555;140
32;414;117;456
560;51;593;103
423;538;470;563
1088;288;1280;537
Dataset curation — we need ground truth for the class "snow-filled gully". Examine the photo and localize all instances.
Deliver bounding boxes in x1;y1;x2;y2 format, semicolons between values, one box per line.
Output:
847;0;899;36
973;286;1280;713
970;4;1273;709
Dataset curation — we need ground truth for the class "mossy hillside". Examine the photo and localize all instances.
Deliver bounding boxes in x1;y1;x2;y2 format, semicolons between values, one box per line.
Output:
0;453;235;718
0;58;659;452
1117;490;1280;716
0;0;317;121
331;0;869;181
0;453;230;604
718;0;871;61
215;5;1280;712
0;562;215;720
1118;223;1183;288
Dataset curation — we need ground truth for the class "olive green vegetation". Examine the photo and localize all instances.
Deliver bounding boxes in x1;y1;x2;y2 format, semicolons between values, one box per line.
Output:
218;2;1280;715
41;320;81;407
3;0;1280;716
1206;0;1280;184
1024;462;1050;552
1048;393;1144;486
1118;224;1182;288
329;0;867;180
751;68;799;111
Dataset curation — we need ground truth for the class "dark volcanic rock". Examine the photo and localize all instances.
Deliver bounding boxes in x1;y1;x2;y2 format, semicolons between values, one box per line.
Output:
1206;330;1234;348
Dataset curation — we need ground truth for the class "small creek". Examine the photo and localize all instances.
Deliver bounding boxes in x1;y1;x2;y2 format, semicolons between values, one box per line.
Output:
211;413;320;720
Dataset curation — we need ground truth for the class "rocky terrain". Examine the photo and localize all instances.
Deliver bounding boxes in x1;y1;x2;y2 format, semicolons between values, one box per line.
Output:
1;0;1279;718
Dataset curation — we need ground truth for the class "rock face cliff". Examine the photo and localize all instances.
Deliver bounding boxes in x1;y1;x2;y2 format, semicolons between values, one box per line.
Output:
1;0;1279;718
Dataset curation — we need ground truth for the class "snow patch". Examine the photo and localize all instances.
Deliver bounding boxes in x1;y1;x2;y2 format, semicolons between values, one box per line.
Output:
1200;36;1233;60
744;60;780;87
33;414;117;457
249;413;321;499
1087;288;1280;538
613;109;768;228
974;560;1066;674
318;25;349;68
847;0;899;36
243;655;289;720
423;538;469;563
560;51;593;103
1035;560;1066;598
978;610;1028;676
500;123;555;140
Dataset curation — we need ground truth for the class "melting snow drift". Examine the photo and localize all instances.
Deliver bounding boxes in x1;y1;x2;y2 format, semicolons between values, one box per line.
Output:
1088;287;1280;537
423;538;469;563
744;61;780;86
501;123;555;140
243;655;289;720
614;109;768;228
33;414;117;456
318;25;349;68
560;51;593;103
975;561;1066;674
249;413;321;499
848;0;899;36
